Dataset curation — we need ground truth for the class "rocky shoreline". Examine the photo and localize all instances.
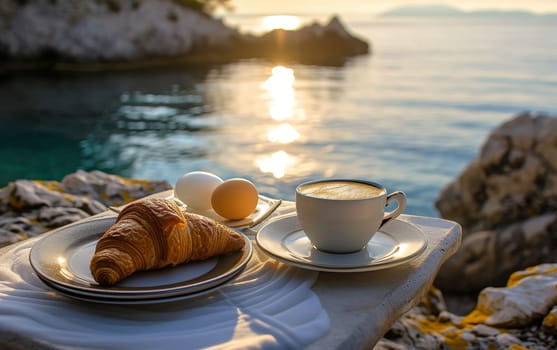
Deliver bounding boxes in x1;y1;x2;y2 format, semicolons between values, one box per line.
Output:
377;112;557;349
0;170;171;247
0;0;369;71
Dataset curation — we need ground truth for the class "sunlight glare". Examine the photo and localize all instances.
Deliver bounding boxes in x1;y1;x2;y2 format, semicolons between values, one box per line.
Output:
262;66;295;93
256;150;293;178
57;256;66;266
261;15;302;31
262;66;296;121
267;123;300;144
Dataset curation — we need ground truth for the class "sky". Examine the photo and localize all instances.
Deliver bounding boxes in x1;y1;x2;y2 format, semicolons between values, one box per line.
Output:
230;0;557;15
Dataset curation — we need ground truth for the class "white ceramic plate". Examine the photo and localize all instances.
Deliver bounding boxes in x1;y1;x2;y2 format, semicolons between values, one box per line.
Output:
36;275;233;305
29;217;252;302
256;213;427;272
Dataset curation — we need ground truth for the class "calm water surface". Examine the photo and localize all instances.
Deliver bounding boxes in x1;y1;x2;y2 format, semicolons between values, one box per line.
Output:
1;15;557;217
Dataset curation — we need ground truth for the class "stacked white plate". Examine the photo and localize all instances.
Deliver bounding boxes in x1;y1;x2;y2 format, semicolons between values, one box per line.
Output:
30;216;252;305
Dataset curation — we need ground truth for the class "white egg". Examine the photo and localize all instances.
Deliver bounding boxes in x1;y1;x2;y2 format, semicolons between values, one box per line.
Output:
174;171;223;210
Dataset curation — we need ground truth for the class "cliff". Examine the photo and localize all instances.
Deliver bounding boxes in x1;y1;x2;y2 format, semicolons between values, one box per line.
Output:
0;0;369;69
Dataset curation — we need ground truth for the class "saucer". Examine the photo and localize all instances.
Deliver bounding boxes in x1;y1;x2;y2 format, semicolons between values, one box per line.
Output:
256;214;427;272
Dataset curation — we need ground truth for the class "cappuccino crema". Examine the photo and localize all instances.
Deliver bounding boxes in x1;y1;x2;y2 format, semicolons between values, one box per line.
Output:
298;180;384;200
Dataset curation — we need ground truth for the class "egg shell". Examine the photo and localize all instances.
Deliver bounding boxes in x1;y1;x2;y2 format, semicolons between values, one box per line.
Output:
174;171;223;210
211;178;259;220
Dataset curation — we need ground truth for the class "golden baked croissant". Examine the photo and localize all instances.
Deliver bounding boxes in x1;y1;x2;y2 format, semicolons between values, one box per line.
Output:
90;198;245;287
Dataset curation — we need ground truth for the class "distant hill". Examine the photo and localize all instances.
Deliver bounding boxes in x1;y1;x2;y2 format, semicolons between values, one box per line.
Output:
381;4;461;17
381;4;556;18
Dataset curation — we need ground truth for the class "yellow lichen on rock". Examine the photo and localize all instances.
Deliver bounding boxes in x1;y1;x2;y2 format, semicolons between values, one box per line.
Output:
543;312;557;327
121;178;155;187
34;180;64;193
509;345;531;350
463;309;489;325
418;318;469;350
418;317;454;334
443;329;469;350
543;306;557;332
8;195;25;211
507;265;557;287
121;190;132;204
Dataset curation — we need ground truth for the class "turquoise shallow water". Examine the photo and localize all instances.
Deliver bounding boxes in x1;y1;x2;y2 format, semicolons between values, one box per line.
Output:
1;15;557;217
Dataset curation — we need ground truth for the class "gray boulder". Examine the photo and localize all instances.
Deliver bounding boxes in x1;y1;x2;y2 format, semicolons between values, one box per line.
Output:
435;112;557;292
437;112;557;232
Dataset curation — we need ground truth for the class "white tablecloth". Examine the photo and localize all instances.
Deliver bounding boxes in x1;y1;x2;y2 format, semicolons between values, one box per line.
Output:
0;236;329;349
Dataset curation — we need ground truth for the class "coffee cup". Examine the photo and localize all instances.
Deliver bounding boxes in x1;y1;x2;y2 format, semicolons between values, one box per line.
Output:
295;179;407;253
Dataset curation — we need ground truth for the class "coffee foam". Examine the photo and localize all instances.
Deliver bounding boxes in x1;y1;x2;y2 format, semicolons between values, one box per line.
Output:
299;181;384;200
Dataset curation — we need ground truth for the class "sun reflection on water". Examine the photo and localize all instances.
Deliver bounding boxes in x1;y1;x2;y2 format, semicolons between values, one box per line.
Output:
256;150;295;179
257;66;305;179
261;66;297;121
267;123;300;144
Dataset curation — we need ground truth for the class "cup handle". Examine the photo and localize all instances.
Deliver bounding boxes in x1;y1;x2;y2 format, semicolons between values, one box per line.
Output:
380;191;407;228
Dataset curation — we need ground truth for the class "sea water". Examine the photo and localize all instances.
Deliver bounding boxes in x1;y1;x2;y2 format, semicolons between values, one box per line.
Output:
1;15;556;217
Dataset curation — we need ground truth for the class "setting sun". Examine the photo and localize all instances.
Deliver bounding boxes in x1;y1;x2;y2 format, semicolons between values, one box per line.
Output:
260;15;302;31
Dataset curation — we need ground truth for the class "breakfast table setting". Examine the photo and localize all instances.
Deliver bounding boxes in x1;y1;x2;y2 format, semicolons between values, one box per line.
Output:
0;175;462;349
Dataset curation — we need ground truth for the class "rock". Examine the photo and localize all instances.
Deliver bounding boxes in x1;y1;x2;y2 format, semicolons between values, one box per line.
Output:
236;16;370;65
435;213;557;291
373;339;408;350
0;1;369;67
0;0;237;61
0;170;171;248
543;306;557;333
435;113;557;293
380;264;557;349
495;333;522;347
61;170;170;206
37;207;91;228
1;179;106;213
436;112;557;233
464;264;557;328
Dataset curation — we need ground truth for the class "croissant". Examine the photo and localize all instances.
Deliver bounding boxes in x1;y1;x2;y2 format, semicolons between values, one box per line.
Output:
90;198;245;287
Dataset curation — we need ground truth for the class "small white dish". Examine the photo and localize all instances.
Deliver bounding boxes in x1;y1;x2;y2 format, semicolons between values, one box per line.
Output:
159;194;281;230
256;213;427;272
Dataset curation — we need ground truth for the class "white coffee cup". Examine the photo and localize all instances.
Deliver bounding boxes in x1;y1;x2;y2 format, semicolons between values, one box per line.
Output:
295;179;407;253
